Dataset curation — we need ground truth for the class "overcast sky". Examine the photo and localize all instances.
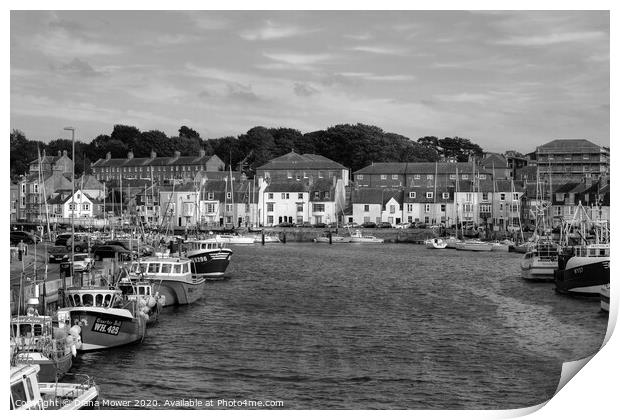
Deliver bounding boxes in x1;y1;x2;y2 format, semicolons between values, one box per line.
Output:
10;10;609;153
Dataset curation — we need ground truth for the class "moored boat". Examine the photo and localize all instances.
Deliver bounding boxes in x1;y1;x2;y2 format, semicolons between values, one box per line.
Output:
128;256;205;306
455;239;493;252
601;283;610;312
10;364;99;410
216;233;256;244
444;236;462;249
10;301;78;382
183;239;233;278
349;230;384;243
425;238;447;249
491;239;515;252
314;232;352;243
57;286;147;351
117;274;165;325
554;243;610;297
520;241;558;281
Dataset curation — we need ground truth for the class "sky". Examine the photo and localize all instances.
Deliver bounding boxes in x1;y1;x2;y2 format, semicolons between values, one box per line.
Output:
10;10;610;153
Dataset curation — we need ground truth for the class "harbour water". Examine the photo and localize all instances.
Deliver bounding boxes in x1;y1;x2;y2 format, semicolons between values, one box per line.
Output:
70;243;608;409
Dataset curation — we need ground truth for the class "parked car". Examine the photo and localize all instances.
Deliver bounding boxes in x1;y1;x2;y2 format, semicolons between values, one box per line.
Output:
54;233;73;246
47;245;69;263
377;222;393;229
10;231;38;245
395;222;411;229
92;245;134;261
361;222;377;228
313;222;327;228
343;222;360;229
60;253;94;273
276;222;295;227
326;222;339;228
65;235;91;253
413;222;427;229
295;222;313;228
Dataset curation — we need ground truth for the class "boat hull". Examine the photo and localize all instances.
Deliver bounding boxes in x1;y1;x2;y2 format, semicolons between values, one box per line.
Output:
188;249;232;278
601;284;610;312
555;259;610;297
15;352;73;382
156;279;205;306
314;236;352;243
425;239;447;249
456;242;493;252
68;310;146;351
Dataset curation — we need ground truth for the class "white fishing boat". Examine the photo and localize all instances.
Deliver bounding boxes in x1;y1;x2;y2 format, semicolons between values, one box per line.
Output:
314;233;352;243
520;241;558;281
10;364;99;410
216;233;256;244
128;256;205;306
425;238;447;249
601;283;610;312
455;239;493;252
349;230;384;243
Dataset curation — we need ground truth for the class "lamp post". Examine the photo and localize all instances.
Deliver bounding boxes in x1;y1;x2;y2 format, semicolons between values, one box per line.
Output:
64;127;75;282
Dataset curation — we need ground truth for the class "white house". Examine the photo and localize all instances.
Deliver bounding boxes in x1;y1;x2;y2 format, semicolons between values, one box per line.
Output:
351;188;403;226
262;182;309;226
46;189;96;220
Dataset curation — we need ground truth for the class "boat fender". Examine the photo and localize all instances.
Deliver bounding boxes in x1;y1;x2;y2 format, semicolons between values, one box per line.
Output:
139;298;147;307
147;297;156;308
141;306;150;314
158;296;166;306
71;343;77;357
69;325;81;337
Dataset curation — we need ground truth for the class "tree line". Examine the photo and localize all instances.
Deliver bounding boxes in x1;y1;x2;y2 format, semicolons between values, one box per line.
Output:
10;123;484;181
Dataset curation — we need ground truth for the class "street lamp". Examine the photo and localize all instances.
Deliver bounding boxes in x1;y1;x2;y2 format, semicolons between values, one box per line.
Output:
64;127;75;282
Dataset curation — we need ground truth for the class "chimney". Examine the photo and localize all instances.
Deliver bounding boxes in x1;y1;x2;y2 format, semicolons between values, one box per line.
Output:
127;151;134;159
174;151;181;158
62;150;68;157
150;150;157;159
106;152;111;160
57;150;62;157
199;149;206;158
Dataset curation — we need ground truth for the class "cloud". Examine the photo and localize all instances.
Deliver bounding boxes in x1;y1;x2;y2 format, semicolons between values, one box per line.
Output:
494;31;607;46
344;33;373;41
240;21;318;41
350;45;409;55
262;52;332;67
333;72;416;82
434;92;493;104
187;13;231;31
227;83;260;102
293;82;319;97
54;58;102;77
32;30;125;58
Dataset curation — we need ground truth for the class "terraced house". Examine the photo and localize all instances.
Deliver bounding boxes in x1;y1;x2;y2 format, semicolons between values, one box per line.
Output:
535;139;610;182
90;150;225;183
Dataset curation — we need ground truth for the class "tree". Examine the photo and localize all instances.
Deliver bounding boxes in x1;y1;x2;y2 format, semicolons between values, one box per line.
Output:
178;125;201;140
111;124;141;151
417;136;483;162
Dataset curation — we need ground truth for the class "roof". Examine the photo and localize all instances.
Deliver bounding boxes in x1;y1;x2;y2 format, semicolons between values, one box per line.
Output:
537;139;606;153
309;178;335;193
257;152;346;171
354;162;491;175
91;154;221;168
351;188;402;204
76;175;103;190
265;181;308;193
480;154;509;169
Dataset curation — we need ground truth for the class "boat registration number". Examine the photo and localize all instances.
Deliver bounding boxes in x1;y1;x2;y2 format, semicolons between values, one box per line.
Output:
92;318;122;335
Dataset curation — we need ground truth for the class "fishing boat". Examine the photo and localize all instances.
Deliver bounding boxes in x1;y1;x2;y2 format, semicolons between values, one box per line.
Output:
10;300;78;382
128;256;205;306
257;232;281;243
182;239;233;278
57;286;147;351
314;232;352;243
555;242;610;297
349;230;384;243
455;239;493;252
216;233;256;244
117;274;165;325
10;363;99;410
425;238;447;249
520;241;558;281
601;283;610;312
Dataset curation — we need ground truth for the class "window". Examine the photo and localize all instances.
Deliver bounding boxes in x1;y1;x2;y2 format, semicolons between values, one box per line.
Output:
148;263;160;273
449;174;457;180
325;192;330;199
442;193;450;199
267;203;274;212
426;192;433;199
427;175;433;180
298;193;303;199
268;193;273;199
380;175;387;180
296;175;301;181
462;174;469;180
480;204;491;213
314;191;320;199
482;193;489;200
226;204;232;212
297;204;304;212
357;175;364;180
414;174;421;180
441;204;446;212
318;171;323;178
82;203;90;211
364;204;370;212
499;203;503;211
267;215;274;225
424;204;431;213
392;174;398;180
479;174;486;180
364;216;370;223
313;204;325;212
407;204;413;212
226;192;232;199
304;172;308;179
500;193;506;201
409;192;416;198
390;205;395;214
513;193;519;201
208;192;214;200
281;193;290;199
463;204;473;213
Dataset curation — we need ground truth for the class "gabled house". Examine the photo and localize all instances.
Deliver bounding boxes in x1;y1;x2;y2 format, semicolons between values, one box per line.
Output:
262;181;309;226
350;188;401;225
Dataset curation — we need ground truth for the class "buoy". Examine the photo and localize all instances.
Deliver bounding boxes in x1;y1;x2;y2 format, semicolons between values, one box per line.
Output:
139;298;147;307
147;297;156;308
69;325;81;337
70;344;77;357
65;336;74;345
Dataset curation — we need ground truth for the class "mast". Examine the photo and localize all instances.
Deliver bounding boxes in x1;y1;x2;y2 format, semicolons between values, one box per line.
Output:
103;181;106;231
492;161;496;232
433;161;438;226
230;166;235;228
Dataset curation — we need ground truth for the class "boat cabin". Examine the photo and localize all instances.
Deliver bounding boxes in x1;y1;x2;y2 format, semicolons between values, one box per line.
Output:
11;315;53;344
185;240;224;251
524;242;558;261
128;259;192;277
10;364;43;410
64;288;124;309
573;244;610;258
